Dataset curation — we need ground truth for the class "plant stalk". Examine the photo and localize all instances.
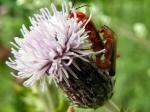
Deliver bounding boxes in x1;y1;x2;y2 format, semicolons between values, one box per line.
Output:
104;100;120;112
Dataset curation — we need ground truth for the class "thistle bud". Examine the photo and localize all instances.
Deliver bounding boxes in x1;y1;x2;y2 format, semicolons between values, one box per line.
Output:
58;58;114;108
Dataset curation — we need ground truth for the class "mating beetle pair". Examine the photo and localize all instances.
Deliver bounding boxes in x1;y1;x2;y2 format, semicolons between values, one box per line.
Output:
71;11;117;76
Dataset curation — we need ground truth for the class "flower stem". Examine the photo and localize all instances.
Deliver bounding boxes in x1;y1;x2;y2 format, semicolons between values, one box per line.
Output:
67;106;75;112
46;89;55;112
104;100;120;112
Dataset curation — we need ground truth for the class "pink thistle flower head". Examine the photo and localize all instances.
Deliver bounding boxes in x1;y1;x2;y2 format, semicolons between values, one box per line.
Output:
6;3;105;89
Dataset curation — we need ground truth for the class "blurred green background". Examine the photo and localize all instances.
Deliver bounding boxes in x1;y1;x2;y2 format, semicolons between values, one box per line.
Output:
0;0;150;112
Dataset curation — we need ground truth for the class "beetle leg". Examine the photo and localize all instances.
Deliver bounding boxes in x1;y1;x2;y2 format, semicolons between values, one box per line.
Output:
96;58;111;69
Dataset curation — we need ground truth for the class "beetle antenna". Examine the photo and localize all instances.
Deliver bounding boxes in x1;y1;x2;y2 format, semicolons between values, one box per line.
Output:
71;0;90;10
72;0;77;8
75;4;91;10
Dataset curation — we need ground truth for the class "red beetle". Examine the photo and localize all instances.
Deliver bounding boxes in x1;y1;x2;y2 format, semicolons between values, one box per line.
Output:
70;11;117;76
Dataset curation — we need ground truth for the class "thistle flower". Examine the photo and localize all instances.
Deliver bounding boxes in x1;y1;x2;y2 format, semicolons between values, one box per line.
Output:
6;3;104;88
6;2;116;108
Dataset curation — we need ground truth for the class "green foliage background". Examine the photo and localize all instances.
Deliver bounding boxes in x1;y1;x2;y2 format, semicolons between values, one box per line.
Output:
0;0;150;112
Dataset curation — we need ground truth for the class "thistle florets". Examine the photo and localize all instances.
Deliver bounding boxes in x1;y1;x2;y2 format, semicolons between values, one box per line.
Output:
6;3;104;89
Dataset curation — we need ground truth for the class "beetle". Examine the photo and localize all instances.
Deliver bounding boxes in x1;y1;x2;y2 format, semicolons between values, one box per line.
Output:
70;11;117;76
98;25;117;76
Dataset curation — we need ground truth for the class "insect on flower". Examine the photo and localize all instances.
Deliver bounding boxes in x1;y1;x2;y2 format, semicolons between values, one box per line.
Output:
6;2;105;89
6;1;117;108
71;11;117;76
57;4;117;108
